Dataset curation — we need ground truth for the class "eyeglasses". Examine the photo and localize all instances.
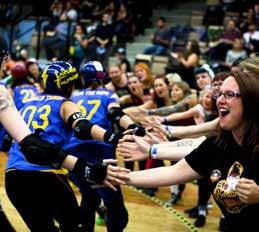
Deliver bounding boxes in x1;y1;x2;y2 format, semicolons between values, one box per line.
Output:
213;90;241;100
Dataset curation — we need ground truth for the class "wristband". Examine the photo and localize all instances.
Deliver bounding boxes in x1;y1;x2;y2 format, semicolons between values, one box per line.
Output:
165;125;172;139
150;144;158;159
148;146;152;159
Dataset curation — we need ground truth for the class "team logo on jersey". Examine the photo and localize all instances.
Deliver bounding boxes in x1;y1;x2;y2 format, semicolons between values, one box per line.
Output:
213;162;246;213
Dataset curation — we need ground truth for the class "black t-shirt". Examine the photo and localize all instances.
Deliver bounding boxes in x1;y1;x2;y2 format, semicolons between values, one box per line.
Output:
120;58;131;73
96;24;114;47
113;82;129;98
185;136;259;230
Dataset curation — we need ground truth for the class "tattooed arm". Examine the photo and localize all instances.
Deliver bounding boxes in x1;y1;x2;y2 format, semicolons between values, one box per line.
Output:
148;94;197;116
148;101;189;116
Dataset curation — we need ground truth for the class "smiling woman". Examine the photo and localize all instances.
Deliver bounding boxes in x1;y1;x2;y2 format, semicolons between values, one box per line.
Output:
121;71;259;231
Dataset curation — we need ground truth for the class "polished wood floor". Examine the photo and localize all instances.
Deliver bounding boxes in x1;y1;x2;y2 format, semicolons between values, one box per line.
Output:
0;152;221;231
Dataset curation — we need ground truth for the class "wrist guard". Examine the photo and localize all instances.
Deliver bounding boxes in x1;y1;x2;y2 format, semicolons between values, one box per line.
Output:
73;158;107;183
19;130;68;169
127;123;146;137
104;131;121;146
107;107;125;123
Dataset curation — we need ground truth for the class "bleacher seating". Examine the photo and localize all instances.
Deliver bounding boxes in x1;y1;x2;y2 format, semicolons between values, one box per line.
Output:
16;20;36;47
151;55;169;75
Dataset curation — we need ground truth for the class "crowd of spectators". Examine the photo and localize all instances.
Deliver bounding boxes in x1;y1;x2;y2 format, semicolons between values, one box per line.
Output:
0;0;154;68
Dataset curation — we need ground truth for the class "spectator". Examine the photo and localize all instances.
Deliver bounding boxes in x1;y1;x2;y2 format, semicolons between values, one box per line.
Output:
119;75;150;108
42;20;73;60
26;58;41;84
70;23;88;70
116;47;131;73
239;8;256;33
243;23;259;55
105;64;129;97
225;39;247;67
115;4;130;48
60;0;78;22
243;23;259;47
49;0;64;27
95;13;115;69
166;40;200;89
143;17;170;56
209;19;242;62
42;0;78;61
116;3;135;42
134;62;154;95
123;71;259;232
194;64;215;91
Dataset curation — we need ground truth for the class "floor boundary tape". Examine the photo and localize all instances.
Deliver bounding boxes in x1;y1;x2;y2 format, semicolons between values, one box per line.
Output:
126;186;199;232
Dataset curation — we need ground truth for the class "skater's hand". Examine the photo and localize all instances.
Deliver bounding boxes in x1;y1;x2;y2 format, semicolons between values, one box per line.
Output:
92;159;130;191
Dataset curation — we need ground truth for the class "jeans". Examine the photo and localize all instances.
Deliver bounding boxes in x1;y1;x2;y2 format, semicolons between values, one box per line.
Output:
143;45;168;55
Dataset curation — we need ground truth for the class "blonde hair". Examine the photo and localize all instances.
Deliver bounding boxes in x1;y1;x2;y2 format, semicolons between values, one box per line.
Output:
239;57;259;74
199;88;212;105
172;81;191;98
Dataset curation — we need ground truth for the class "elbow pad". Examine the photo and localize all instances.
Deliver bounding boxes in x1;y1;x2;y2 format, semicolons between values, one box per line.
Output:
74;119;94;140
0;134;13;152
19;130;68;169
107;107;126;123
73;158;107;183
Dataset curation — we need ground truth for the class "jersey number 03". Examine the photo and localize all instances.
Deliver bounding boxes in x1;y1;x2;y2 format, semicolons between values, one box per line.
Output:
21;105;51;130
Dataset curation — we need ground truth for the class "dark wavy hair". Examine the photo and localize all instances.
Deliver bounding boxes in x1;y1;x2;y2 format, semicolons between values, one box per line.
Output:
188;40;200;56
152;75;170;107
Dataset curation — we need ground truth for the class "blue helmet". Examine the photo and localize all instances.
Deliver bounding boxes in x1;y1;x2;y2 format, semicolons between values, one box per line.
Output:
80;61;106;84
41;61;78;97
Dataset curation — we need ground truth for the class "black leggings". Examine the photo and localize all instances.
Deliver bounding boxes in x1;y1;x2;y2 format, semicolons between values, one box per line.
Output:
5;170;81;232
197;178;212;207
0;206;15;232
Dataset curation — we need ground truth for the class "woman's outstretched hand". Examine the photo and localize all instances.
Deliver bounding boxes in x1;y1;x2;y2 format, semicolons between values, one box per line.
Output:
93;159;130;191
117;135;150;161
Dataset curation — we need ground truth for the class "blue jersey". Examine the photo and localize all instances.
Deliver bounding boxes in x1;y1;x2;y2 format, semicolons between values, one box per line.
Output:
12;84;39;110
0;83;8;149
64;88;118;159
7;94;71;171
0;119;5;150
